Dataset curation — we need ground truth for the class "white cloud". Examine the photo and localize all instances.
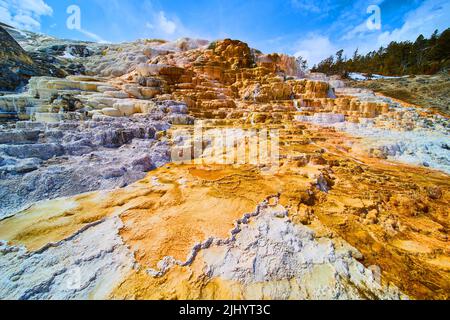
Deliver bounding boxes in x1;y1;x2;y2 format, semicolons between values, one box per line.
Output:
156;11;177;35
294;34;337;66
290;0;339;15
340;0;449;52
290;0;321;13
0;0;53;31
376;0;450;47
18;0;52;16
0;5;13;24
144;10;190;39
12;14;41;30
78;28;108;44
305;0;450;66
341;20;372;41
145;11;178;36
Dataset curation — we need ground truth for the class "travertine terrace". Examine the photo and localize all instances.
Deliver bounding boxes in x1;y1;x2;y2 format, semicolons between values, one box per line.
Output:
0;27;449;300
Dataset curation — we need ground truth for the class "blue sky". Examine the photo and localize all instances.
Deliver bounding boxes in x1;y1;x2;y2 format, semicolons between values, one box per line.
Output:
1;0;449;66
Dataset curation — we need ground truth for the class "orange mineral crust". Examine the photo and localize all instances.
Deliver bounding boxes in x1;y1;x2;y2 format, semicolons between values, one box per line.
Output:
1;123;448;299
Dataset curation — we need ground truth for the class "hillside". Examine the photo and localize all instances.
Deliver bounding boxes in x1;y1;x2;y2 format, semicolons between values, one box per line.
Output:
347;72;450;116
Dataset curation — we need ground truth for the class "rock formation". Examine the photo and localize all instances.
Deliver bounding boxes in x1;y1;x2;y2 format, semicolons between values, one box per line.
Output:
0;25;66;91
0;107;188;219
0;27;449;300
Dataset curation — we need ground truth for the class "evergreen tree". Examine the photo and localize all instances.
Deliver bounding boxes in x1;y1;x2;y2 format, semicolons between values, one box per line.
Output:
311;28;450;76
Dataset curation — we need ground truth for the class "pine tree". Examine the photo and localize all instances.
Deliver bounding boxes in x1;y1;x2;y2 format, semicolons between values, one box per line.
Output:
311;28;450;76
